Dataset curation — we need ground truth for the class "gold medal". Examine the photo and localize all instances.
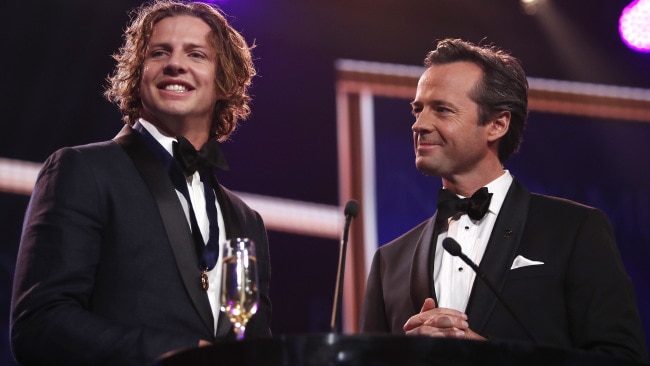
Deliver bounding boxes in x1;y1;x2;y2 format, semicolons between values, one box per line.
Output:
201;270;209;291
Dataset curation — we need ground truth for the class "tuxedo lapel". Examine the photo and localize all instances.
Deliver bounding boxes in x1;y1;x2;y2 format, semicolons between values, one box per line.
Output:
410;217;437;312
206;172;243;338
465;179;530;334
208;173;243;240
113;125;214;335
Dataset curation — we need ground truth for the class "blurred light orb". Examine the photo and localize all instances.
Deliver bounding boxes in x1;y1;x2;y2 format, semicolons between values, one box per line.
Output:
520;0;545;15
619;0;650;53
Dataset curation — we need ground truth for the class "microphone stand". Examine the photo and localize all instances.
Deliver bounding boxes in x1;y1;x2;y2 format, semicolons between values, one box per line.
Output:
442;237;540;345
330;200;359;333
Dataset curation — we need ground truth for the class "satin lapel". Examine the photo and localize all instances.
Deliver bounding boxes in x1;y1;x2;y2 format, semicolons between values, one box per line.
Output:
410;216;437;312
209;173;243;240
207;172;242;337
465;179;530;333
113;125;215;334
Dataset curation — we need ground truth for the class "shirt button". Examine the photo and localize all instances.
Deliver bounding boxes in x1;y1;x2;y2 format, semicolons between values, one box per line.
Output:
458;267;464;272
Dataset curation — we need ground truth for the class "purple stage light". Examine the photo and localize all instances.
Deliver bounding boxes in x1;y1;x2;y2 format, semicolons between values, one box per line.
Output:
619;0;650;53
192;0;228;4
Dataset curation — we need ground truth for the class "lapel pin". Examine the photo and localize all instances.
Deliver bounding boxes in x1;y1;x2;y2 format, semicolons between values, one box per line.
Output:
504;229;513;238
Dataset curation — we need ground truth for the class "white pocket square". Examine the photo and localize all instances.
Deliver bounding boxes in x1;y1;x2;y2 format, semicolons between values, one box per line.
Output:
510;255;544;270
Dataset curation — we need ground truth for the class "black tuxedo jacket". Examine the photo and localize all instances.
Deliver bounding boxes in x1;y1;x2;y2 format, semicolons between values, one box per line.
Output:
360;178;648;363
11;125;272;365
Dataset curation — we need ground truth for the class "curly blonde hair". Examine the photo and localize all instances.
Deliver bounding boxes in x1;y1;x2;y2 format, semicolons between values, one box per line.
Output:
104;0;256;141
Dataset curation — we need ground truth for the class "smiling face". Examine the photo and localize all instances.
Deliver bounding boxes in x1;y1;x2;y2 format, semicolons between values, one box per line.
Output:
139;15;221;137
411;61;502;186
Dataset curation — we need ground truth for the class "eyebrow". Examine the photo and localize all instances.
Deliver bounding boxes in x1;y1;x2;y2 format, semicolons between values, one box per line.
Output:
413;98;451;106
410;99;439;107
147;41;210;50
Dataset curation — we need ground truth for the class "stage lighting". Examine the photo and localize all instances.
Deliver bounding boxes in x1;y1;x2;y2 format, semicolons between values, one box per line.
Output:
521;0;545;15
619;0;650;53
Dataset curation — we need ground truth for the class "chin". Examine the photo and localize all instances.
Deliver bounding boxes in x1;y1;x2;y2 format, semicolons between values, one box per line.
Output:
415;165;439;177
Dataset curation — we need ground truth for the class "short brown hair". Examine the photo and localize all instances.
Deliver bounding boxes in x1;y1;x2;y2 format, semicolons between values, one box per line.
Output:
424;38;529;162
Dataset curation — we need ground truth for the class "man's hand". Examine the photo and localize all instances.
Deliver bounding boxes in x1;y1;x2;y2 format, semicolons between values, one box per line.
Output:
198;340;212;347
403;298;485;341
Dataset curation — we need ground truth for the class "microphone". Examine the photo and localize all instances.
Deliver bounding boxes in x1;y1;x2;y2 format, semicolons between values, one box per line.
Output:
330;199;360;333
442;237;539;345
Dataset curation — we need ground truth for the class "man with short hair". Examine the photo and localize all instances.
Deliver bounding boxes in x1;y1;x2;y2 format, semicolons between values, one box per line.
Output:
359;38;648;363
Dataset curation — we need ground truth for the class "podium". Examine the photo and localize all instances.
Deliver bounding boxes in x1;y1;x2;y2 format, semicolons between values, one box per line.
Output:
153;333;644;366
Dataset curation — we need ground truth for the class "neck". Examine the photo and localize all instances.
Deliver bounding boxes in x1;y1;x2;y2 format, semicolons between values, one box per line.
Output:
442;164;504;197
140;114;211;149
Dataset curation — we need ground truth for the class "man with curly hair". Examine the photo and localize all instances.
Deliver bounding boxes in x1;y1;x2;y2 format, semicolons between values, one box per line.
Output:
10;1;271;364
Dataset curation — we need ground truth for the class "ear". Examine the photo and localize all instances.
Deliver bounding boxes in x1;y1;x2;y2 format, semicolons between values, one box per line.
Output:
486;111;510;143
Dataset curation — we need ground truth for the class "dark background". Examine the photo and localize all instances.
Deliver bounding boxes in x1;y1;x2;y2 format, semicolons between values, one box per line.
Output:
1;0;649;364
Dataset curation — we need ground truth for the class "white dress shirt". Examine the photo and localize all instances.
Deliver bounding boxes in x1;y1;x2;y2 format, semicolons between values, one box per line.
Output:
433;171;513;312
139;119;225;333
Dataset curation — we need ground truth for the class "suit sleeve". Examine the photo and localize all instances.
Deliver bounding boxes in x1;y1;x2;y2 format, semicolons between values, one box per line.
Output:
10;148;199;366
565;208;648;363
359;249;390;333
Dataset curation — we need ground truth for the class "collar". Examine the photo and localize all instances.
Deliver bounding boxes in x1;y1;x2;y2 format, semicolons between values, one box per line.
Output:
483;170;513;216
137;118;178;157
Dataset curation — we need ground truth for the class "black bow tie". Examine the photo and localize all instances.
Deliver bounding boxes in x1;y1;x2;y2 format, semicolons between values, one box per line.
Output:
172;136;229;176
437;187;493;221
